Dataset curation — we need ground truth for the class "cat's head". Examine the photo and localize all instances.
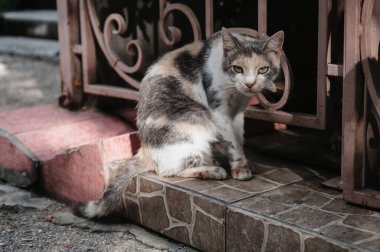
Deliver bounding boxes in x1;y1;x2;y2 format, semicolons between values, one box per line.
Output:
221;27;284;96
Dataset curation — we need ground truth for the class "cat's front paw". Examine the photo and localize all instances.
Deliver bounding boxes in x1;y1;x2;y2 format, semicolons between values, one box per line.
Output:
231;166;253;180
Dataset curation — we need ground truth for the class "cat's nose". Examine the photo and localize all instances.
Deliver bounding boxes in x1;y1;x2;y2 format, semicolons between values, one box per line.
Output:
245;83;254;89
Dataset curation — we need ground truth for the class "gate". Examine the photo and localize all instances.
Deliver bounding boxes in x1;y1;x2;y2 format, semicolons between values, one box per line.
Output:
56;0;380;208
343;0;380;208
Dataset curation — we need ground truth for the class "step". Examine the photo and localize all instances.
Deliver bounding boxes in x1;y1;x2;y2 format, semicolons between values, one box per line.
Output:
0;36;59;60
0;103;138;202
125;158;379;252
2;104;380;251
0;10;58;40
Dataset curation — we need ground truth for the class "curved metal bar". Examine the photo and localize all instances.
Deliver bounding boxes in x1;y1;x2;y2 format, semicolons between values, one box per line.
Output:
366;106;380;178
85;0;142;89
159;0;202;46
228;28;293;111
103;14;145;74
361;0;380;116
103;14;127;67
368;107;380;149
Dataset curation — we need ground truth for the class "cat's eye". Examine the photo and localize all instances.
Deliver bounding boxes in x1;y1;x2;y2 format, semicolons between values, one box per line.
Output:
232;65;244;73
258;67;269;74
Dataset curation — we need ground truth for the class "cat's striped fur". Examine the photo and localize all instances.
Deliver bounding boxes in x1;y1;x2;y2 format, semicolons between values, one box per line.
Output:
73;28;284;218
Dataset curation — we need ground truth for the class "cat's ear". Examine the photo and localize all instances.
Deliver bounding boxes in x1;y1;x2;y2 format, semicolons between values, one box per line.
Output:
263;31;284;53
221;27;240;56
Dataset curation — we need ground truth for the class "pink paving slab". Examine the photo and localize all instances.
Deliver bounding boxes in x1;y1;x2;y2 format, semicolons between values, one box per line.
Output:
0;103;139;197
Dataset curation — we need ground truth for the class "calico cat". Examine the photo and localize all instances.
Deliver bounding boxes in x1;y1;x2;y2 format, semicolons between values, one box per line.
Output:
73;28;284;218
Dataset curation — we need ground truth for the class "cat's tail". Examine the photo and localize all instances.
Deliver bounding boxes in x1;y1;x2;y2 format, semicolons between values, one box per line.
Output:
72;155;150;219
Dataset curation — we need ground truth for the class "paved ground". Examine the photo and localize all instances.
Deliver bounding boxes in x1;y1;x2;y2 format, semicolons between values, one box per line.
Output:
0;181;192;252
0;54;60;111
0;39;193;251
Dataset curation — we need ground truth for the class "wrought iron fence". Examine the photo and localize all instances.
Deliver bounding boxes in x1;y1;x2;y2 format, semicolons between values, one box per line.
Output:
57;0;380;209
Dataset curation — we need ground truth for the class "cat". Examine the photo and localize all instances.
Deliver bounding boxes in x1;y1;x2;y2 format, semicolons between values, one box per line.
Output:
73;27;284;218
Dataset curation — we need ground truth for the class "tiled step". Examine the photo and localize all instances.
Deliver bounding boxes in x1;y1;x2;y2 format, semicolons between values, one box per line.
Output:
124;157;380;252
0;103;138;202
2;104;380;251
0;10;58;40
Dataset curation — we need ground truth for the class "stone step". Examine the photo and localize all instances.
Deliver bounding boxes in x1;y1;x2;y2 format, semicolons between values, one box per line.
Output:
0;10;58;40
0;103;138;202
124;159;379;252
1;104;380;251
0;36;59;60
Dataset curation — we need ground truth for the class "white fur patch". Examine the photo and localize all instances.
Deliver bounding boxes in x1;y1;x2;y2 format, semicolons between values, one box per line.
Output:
148;124;217;176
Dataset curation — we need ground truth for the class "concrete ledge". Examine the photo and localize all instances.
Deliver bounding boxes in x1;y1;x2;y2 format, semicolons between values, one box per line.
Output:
0;10;58;40
1;11;57;23
0;36;59;60
42;133;140;203
0;128;39;186
0;103;138;191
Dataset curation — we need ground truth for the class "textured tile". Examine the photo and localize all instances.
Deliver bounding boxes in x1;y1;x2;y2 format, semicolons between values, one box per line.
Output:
295;177;341;196
278;207;340;229
226;210;264;252
221;177;277;193
139;196;170;232
116;146;380;251
265;224;300;252
166;187;192;223
203;186;251;203
0;103;100;134
359;238;380;251
251;163;276;175
126;177;137;194
261;185;310;205
323;199;374;215
163;226;190;245
18;115;135;161
43;144;105;204
124;198;140;224
233;196;292;216
175;179;223;192
320;225;373;243
304;237;349;252
192;211;224;252
262;168;304;184
244;149;284;168
0;135;36;187
343;215;380;233
139;178;163;193
193;196;224;219
295;193;331;207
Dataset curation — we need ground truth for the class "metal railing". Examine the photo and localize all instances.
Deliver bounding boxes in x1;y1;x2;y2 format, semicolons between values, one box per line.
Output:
56;0;380;209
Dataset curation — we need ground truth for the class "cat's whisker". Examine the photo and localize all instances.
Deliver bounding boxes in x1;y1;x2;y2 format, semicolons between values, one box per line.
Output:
224;85;240;95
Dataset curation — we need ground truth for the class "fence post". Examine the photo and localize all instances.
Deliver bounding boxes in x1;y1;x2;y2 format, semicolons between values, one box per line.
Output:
57;0;84;109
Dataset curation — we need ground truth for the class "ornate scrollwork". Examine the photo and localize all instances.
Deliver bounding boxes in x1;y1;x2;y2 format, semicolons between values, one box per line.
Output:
361;0;380;116
158;0;202;46
368;108;380;150
366;106;380;180
83;0;291;111
103;13;146;74
86;0;145;89
362;0;380;179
